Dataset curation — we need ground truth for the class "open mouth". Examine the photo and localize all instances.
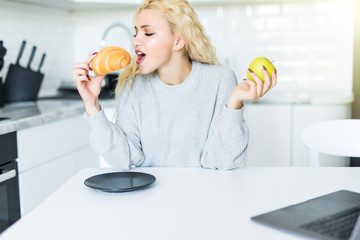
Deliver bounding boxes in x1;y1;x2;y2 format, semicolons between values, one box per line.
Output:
136;51;146;65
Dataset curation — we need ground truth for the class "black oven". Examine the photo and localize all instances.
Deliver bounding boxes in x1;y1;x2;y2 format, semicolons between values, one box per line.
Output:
0;132;20;233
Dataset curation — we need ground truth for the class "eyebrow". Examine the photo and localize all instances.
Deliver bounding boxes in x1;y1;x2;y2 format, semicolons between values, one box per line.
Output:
135;25;154;30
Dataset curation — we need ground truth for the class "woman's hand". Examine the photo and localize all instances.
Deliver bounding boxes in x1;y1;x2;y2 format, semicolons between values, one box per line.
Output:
227;66;277;109
72;53;106;116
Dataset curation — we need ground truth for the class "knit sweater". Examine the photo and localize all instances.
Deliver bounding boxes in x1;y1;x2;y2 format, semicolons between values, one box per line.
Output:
85;61;249;170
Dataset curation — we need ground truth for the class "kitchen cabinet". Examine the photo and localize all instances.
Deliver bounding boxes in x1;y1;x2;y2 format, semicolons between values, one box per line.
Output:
244;104;292;167
244;103;351;167
17;115;99;215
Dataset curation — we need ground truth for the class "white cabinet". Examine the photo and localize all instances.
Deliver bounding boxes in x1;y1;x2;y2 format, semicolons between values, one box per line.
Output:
17;116;99;215
244;104;292;167
244;103;351;167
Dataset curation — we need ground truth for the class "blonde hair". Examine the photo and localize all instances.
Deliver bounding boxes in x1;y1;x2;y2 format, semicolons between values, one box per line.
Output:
115;0;219;96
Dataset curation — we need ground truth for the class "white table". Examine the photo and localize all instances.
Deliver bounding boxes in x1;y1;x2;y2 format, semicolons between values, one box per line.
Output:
1;167;360;240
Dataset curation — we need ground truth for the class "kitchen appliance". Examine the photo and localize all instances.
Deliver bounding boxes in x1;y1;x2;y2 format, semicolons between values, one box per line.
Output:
0;40;6;107
4;40;46;103
0;132;20;233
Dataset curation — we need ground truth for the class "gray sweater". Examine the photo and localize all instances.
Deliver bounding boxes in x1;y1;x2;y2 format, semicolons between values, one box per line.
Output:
85;61;249;170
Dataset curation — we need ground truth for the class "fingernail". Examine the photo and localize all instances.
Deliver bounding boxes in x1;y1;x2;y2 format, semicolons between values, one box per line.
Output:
89;66;92;71
248;69;253;73
243;79;247;81
92;52;98;55
274;68;277;74
262;65;267;71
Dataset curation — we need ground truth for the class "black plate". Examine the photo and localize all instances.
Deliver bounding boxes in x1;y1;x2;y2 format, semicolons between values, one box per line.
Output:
84;172;156;193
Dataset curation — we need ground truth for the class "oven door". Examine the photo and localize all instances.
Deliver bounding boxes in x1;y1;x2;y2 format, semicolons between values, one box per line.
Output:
0;161;20;233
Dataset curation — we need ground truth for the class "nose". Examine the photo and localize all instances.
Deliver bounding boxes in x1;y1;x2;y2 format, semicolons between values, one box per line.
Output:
133;35;142;48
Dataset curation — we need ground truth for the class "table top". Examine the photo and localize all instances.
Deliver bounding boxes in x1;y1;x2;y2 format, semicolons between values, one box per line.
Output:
1;167;360;240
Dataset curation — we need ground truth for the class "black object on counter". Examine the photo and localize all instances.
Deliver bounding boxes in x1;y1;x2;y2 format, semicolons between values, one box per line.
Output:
4;40;45;103
0;40;6;107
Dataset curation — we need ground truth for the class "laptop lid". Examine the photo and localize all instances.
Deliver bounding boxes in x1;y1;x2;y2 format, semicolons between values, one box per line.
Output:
252;190;360;240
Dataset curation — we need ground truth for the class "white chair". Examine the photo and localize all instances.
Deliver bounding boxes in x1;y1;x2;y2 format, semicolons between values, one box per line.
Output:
302;119;360;167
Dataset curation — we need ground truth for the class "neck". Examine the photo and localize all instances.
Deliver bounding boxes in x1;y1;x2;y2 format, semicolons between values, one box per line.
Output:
157;55;192;85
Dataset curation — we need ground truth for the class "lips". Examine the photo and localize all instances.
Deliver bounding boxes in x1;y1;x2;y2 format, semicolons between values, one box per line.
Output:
136;50;146;65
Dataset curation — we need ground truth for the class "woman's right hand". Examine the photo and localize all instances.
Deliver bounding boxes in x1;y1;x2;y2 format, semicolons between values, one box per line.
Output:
72;53;106;116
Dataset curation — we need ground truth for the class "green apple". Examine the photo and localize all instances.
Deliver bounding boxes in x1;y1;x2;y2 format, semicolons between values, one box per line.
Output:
247;57;276;82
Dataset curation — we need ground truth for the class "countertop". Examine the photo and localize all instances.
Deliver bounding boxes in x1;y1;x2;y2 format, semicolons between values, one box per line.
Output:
0;99;114;135
1;167;360;240
0;88;353;135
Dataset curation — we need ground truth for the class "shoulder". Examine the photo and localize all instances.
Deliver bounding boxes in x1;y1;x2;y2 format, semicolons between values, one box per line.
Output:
194;61;237;85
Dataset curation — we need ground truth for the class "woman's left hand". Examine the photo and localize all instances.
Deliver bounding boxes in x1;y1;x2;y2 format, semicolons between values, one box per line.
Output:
227;66;277;109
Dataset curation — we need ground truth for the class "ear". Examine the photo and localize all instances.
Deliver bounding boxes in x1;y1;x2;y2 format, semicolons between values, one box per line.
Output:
173;35;186;52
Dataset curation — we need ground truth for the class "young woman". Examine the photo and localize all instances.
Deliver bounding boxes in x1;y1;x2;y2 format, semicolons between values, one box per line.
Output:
72;0;276;171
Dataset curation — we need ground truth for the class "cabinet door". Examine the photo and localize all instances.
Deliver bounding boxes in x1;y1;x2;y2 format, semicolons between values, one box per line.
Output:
17;115;100;215
19;146;98;215
244;104;292;166
17;116;91;173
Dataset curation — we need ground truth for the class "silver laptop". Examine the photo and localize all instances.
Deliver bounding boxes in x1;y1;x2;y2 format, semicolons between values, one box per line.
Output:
252;190;360;240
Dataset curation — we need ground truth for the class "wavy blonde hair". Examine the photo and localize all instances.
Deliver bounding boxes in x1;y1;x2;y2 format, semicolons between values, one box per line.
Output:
115;0;219;96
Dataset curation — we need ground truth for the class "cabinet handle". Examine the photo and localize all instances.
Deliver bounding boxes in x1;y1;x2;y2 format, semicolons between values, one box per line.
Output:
0;169;16;183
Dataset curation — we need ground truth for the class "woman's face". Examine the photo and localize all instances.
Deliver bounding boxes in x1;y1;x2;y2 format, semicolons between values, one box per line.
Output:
133;9;177;74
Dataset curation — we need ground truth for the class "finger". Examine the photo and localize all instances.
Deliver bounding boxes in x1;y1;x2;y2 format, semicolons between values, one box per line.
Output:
85;52;98;65
270;68;277;89
248;69;263;96
243;79;258;98
72;68;89;77
75;75;91;85
73;62;91;72
261;65;271;95
73;72;90;82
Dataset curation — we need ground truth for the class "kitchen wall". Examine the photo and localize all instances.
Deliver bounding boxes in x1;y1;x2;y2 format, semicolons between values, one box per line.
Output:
0;0;73;96
0;0;355;97
71;0;354;96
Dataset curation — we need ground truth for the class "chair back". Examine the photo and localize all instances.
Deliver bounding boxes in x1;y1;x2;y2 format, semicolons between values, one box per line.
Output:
302;119;360;166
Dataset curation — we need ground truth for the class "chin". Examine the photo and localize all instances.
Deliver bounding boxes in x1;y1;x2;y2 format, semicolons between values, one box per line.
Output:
138;65;156;75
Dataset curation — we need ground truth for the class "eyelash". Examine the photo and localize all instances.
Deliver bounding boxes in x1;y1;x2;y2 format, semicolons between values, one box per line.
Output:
133;33;155;38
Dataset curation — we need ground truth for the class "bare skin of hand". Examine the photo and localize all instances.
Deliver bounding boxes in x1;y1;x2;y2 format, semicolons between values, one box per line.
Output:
72;53;106;116
227;66;277;109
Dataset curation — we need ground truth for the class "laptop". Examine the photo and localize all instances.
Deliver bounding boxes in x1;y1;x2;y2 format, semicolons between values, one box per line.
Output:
251;190;360;240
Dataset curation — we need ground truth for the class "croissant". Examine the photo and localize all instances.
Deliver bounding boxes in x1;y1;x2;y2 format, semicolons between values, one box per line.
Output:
91;46;131;75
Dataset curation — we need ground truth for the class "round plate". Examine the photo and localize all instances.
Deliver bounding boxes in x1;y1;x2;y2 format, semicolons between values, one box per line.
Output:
84;172;156;193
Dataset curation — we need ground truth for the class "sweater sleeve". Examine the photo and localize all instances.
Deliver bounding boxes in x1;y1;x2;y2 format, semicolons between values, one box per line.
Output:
84;91;144;170
200;68;249;170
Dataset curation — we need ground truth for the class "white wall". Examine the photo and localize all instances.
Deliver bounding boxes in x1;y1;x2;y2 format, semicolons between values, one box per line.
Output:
71;0;354;94
0;1;73;96
0;0;354;96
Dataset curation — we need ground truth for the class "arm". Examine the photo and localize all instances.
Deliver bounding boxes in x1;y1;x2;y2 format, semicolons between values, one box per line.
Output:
200;68;249;170
74;54;144;170
72;53;105;116
200;65;277;170
84;87;144;171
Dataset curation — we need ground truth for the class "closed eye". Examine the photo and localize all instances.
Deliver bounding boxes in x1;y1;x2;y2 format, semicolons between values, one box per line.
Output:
133;32;154;38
